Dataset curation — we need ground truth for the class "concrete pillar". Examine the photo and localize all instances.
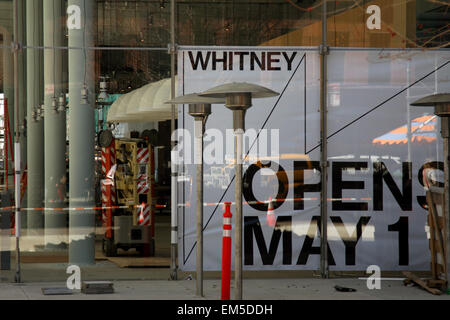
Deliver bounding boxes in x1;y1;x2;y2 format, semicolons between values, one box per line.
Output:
26;0;44;239
68;0;96;265
43;0;67;249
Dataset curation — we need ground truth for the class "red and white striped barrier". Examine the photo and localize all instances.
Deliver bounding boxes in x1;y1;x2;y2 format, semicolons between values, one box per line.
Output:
0;204;167;212
101;140;116;238
137;148;150;195
101;145;116;175
137;148;149;164
138;203;151;226
137;177;150;195
177;197;373;208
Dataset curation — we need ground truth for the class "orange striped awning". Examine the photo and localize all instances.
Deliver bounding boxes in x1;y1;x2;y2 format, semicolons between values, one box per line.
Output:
372;115;437;145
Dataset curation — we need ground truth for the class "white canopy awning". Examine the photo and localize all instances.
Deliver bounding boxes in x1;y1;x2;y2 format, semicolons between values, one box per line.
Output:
106;94;125;121
107;92;142;122
107;77;177;123
127;82;155;115
107;94;144;122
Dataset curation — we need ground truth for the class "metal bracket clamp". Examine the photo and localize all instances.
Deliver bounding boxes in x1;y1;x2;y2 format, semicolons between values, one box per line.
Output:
11;41;22;53
20;118;26;135
168;43;178;55
317;106;329;113
320;160;330;169
319;44;330;56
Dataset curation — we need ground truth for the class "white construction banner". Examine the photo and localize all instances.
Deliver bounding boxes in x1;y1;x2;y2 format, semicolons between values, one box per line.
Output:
176;46;450;271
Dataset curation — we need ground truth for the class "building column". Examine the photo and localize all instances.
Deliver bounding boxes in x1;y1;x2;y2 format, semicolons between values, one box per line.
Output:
68;0;96;265
26;0;44;240
43;0;67;249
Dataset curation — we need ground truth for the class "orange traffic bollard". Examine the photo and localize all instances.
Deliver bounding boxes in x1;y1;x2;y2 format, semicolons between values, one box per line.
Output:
221;202;232;300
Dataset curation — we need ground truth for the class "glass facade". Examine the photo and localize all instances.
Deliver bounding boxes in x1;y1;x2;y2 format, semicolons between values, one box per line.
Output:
0;0;448;290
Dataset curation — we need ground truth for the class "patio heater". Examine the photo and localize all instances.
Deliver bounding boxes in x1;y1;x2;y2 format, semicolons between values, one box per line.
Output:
165;93;225;297
411;93;450;291
199;83;279;300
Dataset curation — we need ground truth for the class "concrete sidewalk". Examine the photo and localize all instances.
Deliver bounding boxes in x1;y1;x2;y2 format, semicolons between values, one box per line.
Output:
0;278;449;300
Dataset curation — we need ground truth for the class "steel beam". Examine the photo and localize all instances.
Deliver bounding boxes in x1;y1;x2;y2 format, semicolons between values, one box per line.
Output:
319;0;329;279
13;0;23;284
17;0;26;230
169;0;178;281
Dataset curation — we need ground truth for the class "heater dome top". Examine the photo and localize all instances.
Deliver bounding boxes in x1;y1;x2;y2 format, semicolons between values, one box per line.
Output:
199;82;279;99
411;93;450;106
165;93;225;105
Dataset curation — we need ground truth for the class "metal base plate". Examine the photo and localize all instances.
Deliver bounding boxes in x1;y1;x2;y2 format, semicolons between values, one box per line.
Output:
41;288;74;296
81;281;114;294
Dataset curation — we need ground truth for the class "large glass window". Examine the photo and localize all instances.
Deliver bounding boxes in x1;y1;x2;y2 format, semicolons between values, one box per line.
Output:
0;0;448;290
